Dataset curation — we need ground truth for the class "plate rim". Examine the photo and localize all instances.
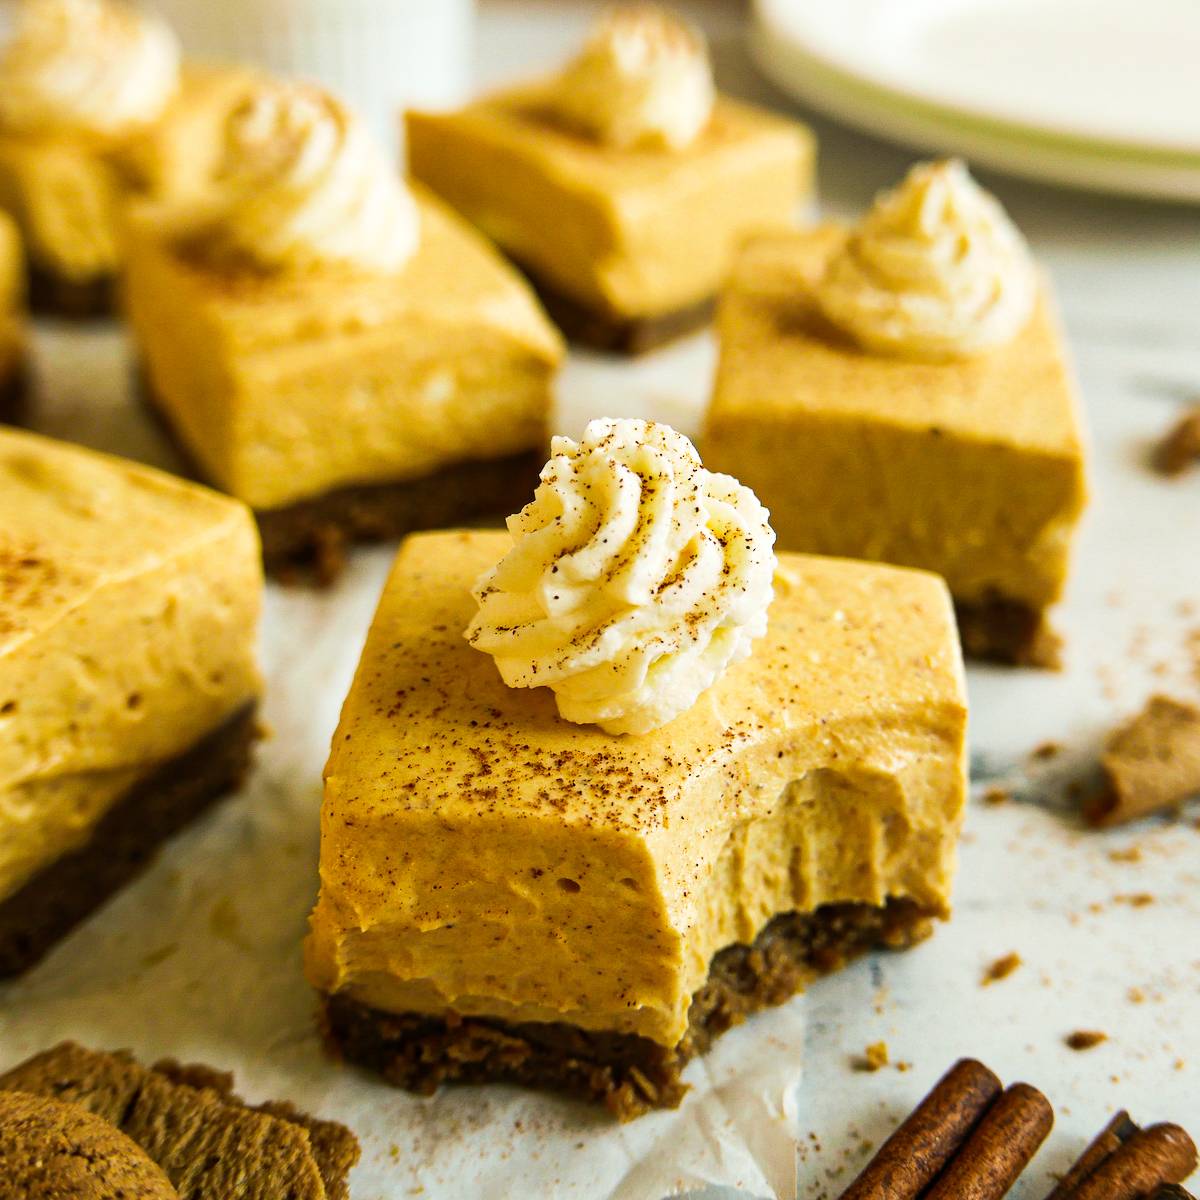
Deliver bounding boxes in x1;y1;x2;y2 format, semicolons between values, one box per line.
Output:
749;17;1200;204
752;0;1200;162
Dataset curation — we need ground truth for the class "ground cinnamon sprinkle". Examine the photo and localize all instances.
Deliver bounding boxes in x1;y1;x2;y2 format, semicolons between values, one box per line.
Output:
982;953;1023;986
1108;846;1143;863
982;786;1010;806
1065;1030;1108;1051
1031;741;1063;760
1187;627;1200;688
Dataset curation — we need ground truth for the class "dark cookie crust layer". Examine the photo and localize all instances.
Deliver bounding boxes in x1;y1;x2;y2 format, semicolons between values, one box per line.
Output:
524;267;715;356
253;451;544;584
140;376;543;584
321;897;934;1120
29;265;117;320
0;702;259;979
0;358;29;425
954;594;1062;669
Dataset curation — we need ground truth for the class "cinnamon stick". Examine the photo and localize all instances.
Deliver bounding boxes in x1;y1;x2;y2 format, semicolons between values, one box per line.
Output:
924;1082;1054;1200
838;1058;1002;1200
1061;1123;1197;1200
1046;1112;1140;1200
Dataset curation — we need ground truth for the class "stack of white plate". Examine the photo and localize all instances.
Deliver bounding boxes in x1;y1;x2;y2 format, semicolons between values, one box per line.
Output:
751;0;1200;203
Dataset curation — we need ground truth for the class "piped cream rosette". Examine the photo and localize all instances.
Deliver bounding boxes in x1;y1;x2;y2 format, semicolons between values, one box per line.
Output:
553;5;715;152
818;159;1038;361
0;0;180;141
197;81;419;276
466;419;778;736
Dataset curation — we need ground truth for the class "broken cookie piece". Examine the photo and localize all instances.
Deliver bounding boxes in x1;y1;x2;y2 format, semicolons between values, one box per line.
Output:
0;1089;179;1199
1088;695;1200;826
0;1042;359;1200
1154;407;1200;477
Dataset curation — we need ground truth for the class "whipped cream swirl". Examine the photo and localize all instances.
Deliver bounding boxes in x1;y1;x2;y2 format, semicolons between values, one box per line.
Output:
0;0;179;140
466;419;777;736
202;83;418;275
553;5;715;152
818;159;1037;361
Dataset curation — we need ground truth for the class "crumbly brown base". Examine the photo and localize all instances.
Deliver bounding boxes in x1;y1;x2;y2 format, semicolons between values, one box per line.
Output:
139;375;543;585
254;452;544;584
0;358;29;425
320;897;934;1120
28;265;117;320
955;594;1063;669
523;266;715;356
0;702;259;979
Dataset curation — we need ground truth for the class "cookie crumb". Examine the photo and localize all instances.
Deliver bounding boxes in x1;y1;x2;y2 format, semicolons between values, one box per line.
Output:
1087;694;1200;826
1032;741;1063;761
982;952;1023;986
1107;846;1143;863
854;1042;889;1072
1065;1030;1108;1051
1153;406;1200;477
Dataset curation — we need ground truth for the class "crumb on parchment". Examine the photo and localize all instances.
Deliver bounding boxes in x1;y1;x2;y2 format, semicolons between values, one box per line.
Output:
983;952;1023;986
853;1042;889;1072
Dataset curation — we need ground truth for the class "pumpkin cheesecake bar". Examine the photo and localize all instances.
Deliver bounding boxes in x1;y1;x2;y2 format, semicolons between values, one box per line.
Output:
703;161;1089;666
0;0;255;317
126;81;563;581
0;211;28;424
0;0;181;315
407;5;814;354
306;421;968;1117
0;428;262;976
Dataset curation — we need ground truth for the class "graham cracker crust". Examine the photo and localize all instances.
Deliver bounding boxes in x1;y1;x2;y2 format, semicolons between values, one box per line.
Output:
28;265;117;320
0;359;29;425
138;376;543;584
320;897;934;1120
523;267;715;356
955;594;1063;669
0;701;259;979
254;451;544;584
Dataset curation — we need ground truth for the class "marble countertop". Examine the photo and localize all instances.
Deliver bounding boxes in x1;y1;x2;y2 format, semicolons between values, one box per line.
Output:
1;3;1197;1198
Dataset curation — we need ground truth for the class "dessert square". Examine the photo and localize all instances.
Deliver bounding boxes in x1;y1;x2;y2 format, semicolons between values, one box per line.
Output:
0;1;251;317
0;126;124;317
406;90;814;353
0;211;27;424
306;529;968;1117
0;428;263;976
703;225;1089;666
125;187;564;579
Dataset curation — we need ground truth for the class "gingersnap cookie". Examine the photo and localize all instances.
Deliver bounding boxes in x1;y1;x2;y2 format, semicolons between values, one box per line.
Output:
0;1089;178;1199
